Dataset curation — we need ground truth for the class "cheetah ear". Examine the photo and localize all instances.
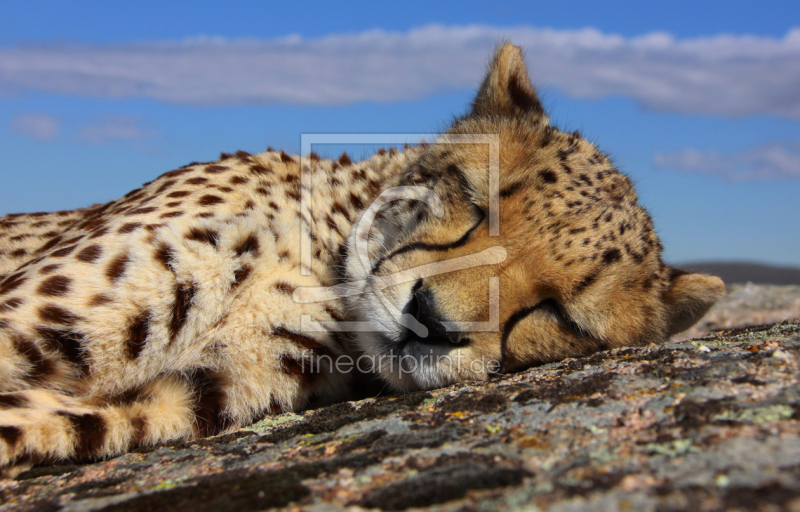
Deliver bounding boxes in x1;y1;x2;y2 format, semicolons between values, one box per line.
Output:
662;268;726;337
469;43;545;118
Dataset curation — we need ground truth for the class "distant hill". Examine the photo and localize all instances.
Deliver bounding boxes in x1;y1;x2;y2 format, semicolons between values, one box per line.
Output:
679;262;800;285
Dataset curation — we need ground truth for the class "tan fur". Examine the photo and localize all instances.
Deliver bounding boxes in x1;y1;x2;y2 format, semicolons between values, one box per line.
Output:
0;44;723;475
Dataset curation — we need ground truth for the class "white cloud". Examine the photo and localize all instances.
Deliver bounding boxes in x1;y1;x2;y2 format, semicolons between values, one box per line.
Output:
11;113;61;140
76;116;156;145
1;25;800;117
654;139;800;180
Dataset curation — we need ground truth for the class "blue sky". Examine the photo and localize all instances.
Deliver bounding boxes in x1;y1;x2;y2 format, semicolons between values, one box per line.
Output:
1;0;799;266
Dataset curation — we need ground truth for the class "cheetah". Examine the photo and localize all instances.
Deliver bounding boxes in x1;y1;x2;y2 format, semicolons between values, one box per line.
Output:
0;44;724;475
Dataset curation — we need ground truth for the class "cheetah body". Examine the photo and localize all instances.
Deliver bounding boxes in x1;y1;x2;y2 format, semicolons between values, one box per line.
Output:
0;44;724;474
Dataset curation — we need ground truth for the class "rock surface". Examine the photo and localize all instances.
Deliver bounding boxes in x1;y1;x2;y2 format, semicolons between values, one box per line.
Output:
677;283;800;341
2;286;800;512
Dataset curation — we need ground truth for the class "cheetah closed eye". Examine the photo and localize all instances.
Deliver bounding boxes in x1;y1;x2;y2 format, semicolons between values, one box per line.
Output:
0;43;724;476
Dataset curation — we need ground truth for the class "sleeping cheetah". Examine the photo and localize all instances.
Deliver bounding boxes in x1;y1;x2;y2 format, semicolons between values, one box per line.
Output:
0;44;724;475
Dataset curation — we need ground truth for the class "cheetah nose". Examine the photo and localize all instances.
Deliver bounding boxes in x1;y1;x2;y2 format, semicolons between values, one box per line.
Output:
404;287;462;346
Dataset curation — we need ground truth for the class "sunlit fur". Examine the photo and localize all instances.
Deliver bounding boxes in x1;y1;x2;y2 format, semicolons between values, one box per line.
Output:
345;44;725;391
0;44;723;474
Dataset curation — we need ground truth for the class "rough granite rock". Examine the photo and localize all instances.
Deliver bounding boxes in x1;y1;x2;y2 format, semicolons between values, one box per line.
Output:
1;289;799;511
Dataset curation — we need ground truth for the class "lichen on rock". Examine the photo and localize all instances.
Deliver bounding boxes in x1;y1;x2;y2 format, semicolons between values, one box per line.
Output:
2;320;799;511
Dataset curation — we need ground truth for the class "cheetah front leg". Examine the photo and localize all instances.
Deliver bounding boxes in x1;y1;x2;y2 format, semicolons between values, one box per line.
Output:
1;323;351;476
194;316;355;434
0;374;198;476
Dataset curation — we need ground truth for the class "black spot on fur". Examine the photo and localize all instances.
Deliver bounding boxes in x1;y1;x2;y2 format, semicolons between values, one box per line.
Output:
325;214;345;238
500;181;525;198
57;411;107;457
204;164;227;174
348;193;365;212
154;243;175;271
36;327;89;374
38;305;81;326
127;311;150;359
0;425;22;447
185;177;208;186
122;187;145;200
37;275;71;296
117;222;143;234
273;326;335;358
51;245;78;258
154;179;177;193
0;393;28;409
89;294;113;307
232;265;252;289
250;164;270;175
235;234;260;257
164;168;193;178
602;248;621;264
575;271;599;294
0;297;23;312
88;227;109;239
338;152;352;166
186;227;219;248
127;207;157;216
39;234;64;250
105;386;149;407
558;148;575;161
280;151;294;163
106;254;129;282
0;272;27;295
13;337;56;383
538;169;557;184
274;281;295;294
170;284;195;342
198;194;224;206
76;244;103;263
40;264;61;275
188;368;232;438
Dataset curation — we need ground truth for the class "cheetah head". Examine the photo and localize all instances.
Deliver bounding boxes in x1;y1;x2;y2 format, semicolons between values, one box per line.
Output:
344;43;725;391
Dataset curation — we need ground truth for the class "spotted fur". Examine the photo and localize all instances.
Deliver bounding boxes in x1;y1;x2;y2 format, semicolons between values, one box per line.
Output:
0;44;724;475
